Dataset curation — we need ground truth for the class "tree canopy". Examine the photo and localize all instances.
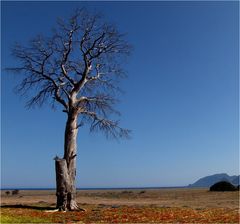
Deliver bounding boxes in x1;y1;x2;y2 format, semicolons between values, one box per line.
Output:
8;9;132;139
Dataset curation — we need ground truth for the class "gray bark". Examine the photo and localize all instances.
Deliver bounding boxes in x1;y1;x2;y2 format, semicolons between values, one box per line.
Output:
55;110;79;211
55;158;69;211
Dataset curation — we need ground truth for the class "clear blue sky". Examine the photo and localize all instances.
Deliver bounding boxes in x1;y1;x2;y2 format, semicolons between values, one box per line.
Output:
1;1;239;188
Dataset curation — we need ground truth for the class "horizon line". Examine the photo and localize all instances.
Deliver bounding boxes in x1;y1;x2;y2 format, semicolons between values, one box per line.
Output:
0;185;190;190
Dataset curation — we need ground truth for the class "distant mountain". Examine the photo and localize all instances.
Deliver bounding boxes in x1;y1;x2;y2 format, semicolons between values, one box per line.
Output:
231;176;239;185
189;173;240;187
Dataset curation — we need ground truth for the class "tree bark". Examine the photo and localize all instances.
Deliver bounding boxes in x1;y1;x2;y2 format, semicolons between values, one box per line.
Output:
55;109;79;211
55;158;69;211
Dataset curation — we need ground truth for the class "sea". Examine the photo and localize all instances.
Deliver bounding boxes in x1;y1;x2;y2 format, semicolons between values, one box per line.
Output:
1;186;188;191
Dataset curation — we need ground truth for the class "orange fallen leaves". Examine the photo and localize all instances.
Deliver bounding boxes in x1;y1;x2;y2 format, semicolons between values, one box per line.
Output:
1;205;239;223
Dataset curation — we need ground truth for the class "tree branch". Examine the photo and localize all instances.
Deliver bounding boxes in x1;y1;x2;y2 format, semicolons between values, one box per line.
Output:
81;110;130;139
8;8;132;139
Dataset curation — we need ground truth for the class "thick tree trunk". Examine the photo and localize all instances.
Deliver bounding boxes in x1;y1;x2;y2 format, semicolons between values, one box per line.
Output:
55;159;69;210
55;110;79;211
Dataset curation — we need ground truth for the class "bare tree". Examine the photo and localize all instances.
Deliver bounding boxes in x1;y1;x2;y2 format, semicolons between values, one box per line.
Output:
7;9;131;211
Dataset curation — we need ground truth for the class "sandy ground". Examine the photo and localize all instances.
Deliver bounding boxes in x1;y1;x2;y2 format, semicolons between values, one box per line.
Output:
1;188;239;209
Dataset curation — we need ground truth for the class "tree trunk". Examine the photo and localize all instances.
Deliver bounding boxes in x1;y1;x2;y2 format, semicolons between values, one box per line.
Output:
55;158;69;210
55;110;79;211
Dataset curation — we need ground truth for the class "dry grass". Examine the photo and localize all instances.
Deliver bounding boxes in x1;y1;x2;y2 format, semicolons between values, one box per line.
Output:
1;188;239;209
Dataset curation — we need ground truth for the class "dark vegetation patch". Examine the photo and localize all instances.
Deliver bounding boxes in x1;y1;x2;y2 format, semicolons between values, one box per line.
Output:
12;189;20;195
209;181;237;192
1;204;55;211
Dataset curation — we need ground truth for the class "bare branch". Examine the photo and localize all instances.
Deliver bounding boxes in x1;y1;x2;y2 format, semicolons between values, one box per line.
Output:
60;30;75;86
76;94;120;119
81;110;130;139
7;8;132;139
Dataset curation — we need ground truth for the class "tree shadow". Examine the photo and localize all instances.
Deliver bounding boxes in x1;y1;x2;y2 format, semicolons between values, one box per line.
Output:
1;204;56;211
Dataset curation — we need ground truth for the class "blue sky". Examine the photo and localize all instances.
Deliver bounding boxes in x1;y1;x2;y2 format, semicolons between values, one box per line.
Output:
1;1;239;188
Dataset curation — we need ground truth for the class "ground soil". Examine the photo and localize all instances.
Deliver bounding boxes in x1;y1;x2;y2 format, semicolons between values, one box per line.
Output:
1;188;239;209
1;188;239;223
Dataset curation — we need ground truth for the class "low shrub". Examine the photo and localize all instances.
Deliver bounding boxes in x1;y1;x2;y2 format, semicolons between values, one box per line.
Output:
209;181;236;191
12;189;20;195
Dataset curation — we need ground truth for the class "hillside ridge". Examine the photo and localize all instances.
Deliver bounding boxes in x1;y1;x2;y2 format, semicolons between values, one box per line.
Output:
189;173;239;187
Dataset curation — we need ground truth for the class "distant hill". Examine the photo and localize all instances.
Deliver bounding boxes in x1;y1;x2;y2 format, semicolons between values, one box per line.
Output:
189;173;239;187
231;176;239;185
